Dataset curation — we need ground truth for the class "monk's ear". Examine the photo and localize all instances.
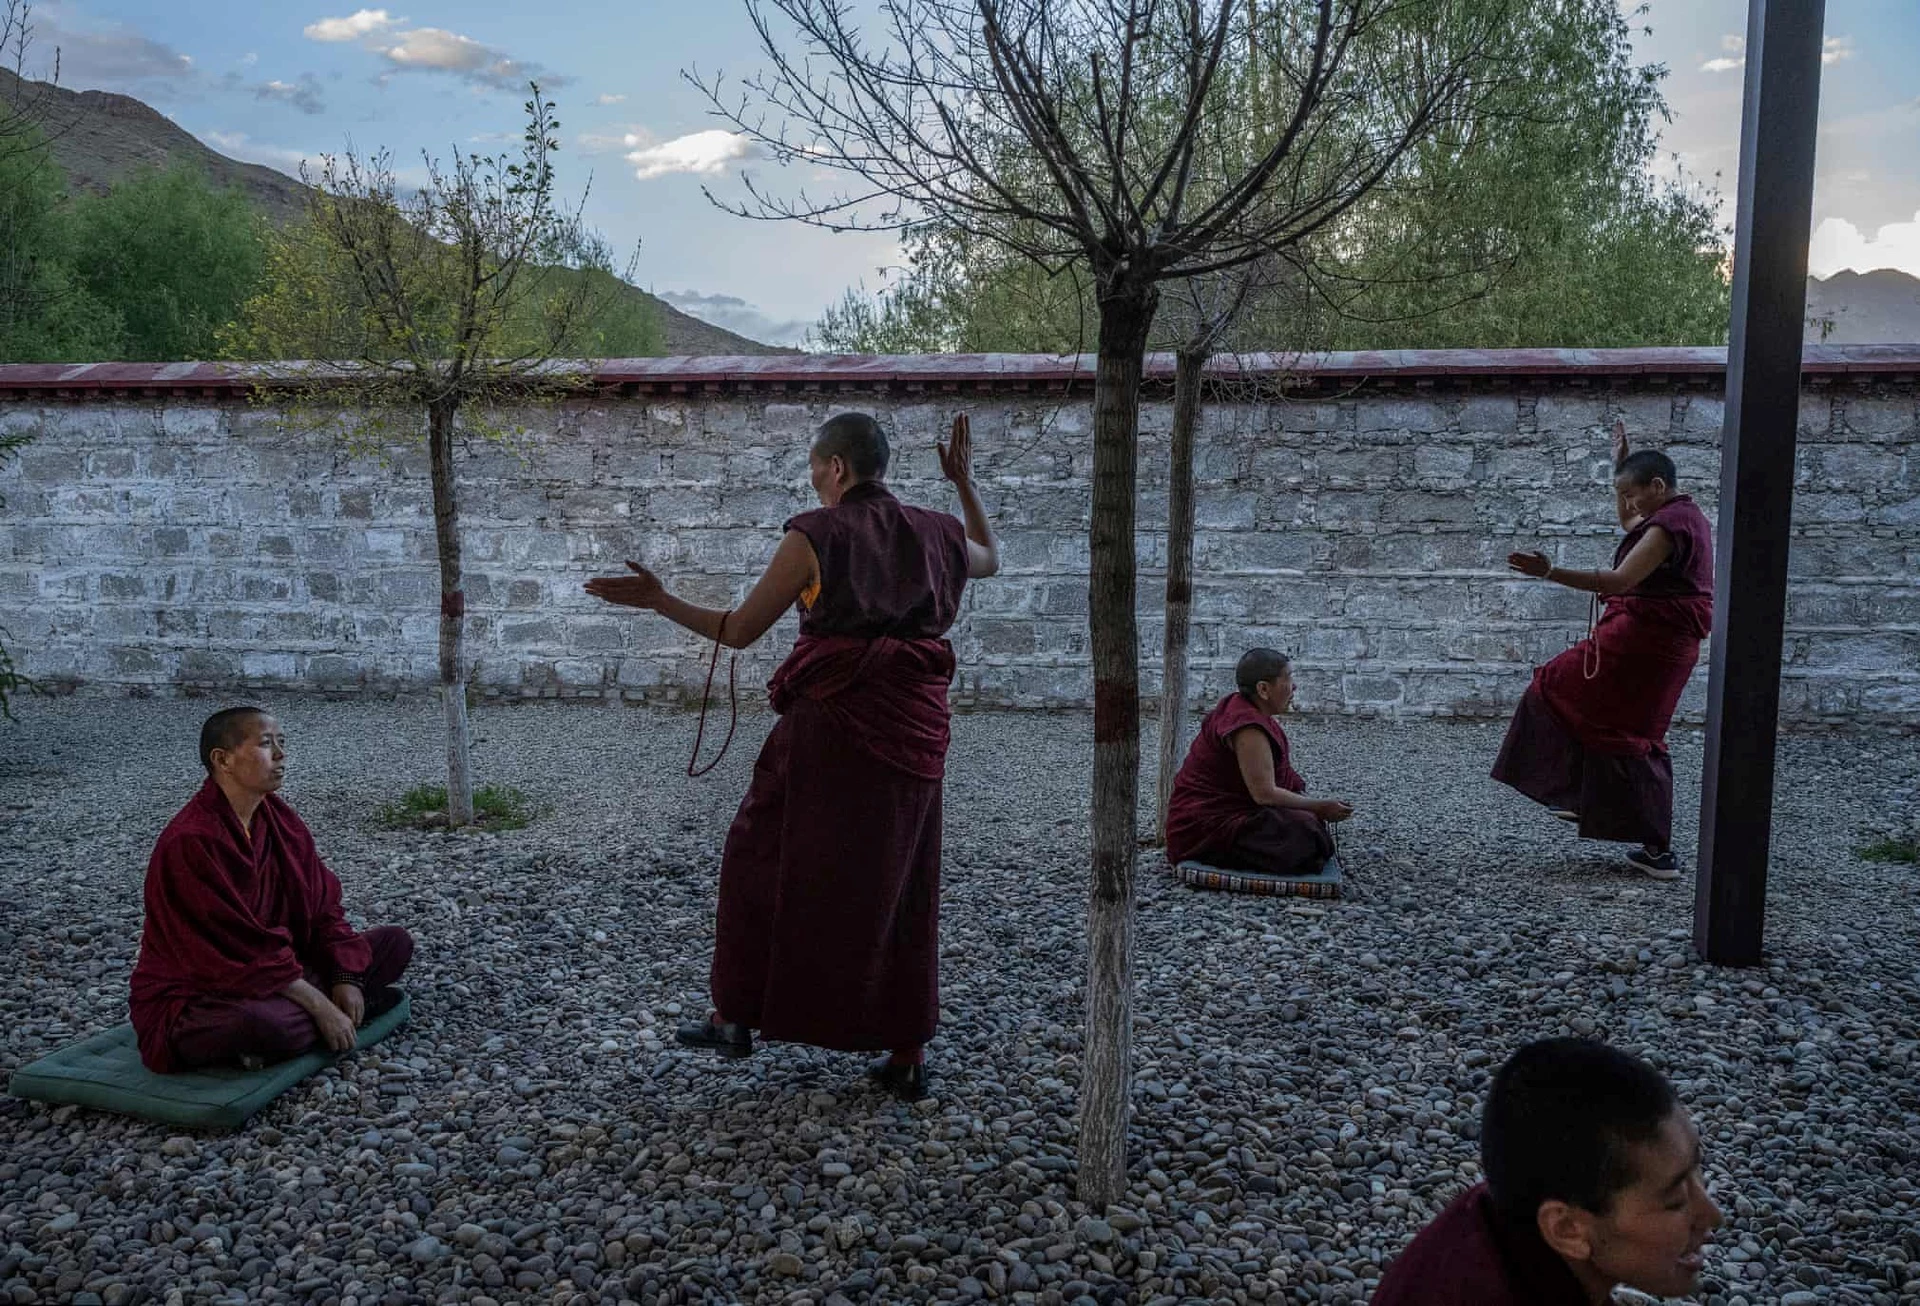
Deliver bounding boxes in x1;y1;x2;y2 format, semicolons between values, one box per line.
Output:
1536;1198;1597;1264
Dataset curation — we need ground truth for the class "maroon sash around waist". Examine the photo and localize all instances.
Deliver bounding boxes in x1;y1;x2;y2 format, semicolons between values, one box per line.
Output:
767;634;957;780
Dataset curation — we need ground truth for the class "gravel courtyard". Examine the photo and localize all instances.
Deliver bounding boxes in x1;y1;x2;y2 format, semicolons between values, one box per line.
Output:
1;697;1917;1306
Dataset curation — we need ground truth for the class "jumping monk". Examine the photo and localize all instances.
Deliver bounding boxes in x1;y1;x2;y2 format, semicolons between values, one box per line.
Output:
130;708;413;1073
585;412;998;1100
1494;421;1713;879
1372;1038;1722;1306
1164;648;1352;875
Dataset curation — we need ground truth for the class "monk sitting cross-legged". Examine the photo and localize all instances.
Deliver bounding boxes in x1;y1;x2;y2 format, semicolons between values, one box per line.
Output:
1494;420;1714;880
1164;648;1353;877
129;708;413;1074
586;411;999;1101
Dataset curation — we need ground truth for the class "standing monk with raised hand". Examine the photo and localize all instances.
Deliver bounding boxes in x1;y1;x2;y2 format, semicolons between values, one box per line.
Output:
586;412;999;1100
1493;420;1714;880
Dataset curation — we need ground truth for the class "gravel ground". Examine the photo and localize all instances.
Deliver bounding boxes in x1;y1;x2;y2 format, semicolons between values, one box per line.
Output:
0;695;1917;1306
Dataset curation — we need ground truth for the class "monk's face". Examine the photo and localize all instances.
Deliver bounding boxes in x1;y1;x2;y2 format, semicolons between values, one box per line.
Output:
1254;671;1295;715
808;450;855;507
213;714;288;796
1550;1110;1722;1299
1614;472;1669;530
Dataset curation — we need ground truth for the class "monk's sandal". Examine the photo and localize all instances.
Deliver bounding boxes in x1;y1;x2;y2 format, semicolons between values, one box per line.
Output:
675;1016;754;1059
867;1058;929;1103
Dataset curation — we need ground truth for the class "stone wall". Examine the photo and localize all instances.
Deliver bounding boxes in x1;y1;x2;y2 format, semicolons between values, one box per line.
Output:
1;353;1916;725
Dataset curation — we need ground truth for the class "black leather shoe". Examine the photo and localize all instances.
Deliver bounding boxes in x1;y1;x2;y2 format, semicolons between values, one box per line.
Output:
867;1057;929;1102
675;1016;754;1059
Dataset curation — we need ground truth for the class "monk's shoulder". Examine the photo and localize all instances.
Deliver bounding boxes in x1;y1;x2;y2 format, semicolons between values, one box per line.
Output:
148;811;231;883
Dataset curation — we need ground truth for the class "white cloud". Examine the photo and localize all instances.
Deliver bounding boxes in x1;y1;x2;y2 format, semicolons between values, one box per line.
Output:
627;130;759;181
1701;56;1743;73
657;290;811;348
594;93;627;106
1822;36;1853;66
204;130;320;178
1810;211;1920;279
303;11;557;92
1702;33;1851;74
253;74;327;115
303;9;397;42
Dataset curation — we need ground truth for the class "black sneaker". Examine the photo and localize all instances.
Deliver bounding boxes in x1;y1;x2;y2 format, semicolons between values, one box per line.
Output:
1625;847;1681;881
675;1016;754;1059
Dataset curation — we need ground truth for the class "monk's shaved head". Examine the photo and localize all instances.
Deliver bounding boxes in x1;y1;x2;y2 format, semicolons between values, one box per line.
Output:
813;412;890;481
200;706;268;772
1617;449;1677;491
1235;648;1291;697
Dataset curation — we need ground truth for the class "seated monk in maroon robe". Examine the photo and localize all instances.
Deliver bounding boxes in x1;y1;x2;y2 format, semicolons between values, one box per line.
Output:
130;708;413;1073
1373;1037;1722;1306
1494;421;1714;880
586;411;999;1101
1165;648;1352;875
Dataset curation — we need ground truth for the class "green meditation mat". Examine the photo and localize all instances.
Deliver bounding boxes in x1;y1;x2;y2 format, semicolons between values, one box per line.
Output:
7;992;410;1130
1175;856;1343;900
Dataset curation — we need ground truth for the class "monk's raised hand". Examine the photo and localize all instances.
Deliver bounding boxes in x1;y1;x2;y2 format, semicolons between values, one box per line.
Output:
332;982;365;1028
1507;550;1552;579
937;413;973;485
1612;417;1630;469
314;998;357;1053
584;561;666;610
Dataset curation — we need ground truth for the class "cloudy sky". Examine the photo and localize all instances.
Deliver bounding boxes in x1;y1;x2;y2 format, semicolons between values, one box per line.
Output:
21;0;1920;346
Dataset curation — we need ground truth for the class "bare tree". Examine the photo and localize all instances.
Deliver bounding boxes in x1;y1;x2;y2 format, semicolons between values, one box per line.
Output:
0;0;58;166
697;0;1510;1204
230;87;634;827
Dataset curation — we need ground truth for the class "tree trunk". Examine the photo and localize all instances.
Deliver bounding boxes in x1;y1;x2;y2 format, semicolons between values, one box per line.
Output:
1156;348;1206;842
1078;281;1157;1211
428;398;476;828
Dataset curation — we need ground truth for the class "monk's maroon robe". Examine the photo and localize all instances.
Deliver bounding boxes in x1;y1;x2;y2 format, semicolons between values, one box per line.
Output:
1164;692;1332;875
1493;495;1714;848
130;780;409;1072
1372;1183;1590;1306
710;480;968;1051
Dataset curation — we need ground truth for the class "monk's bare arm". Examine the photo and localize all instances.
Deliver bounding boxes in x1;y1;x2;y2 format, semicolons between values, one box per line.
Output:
590;531;817;649
939;412;1000;578
284;977;357;1052
1523;527;1673;596
1231;730;1315;812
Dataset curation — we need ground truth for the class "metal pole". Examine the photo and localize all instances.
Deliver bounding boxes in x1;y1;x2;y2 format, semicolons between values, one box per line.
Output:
1695;0;1826;966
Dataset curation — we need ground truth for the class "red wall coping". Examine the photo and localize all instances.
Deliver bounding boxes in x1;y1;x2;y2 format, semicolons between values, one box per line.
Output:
0;346;1916;396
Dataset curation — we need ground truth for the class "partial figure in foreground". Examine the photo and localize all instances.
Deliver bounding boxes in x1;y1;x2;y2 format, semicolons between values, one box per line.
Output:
1372;1037;1722;1306
586;412;999;1101
130;708;413;1073
1494;421;1714;879
1164;648;1352;876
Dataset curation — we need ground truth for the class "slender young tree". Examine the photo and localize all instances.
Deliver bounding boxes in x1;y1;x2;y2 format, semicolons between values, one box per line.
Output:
229;87;636;826
698;0;1511;1204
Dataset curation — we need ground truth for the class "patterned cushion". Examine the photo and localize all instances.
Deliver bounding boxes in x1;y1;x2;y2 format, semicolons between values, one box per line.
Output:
7;992;410;1130
1174;857;1343;899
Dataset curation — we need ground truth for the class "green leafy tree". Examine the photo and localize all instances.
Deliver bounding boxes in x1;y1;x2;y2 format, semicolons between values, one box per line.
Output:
66;164;269;361
227;86;639;826
0;129;119;362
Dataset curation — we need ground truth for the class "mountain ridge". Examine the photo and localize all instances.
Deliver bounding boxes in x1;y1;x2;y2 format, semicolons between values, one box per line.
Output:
1;69;796;357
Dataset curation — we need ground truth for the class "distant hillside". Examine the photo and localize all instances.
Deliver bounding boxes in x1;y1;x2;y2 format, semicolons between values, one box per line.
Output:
1806;269;1920;344
1;70;794;357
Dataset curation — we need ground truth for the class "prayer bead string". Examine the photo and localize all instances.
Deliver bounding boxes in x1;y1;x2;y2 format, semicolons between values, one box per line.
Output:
688;610;739;778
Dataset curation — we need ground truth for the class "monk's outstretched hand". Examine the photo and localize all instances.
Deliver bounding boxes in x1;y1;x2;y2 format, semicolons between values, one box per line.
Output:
1508;551;1552;579
937;413;973;485
1612;417;1630;469
1313;798;1356;823
584;561;666;610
